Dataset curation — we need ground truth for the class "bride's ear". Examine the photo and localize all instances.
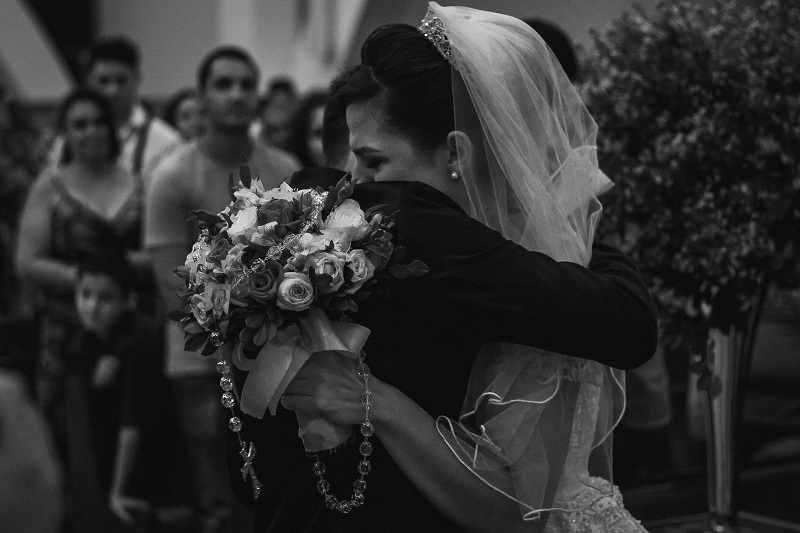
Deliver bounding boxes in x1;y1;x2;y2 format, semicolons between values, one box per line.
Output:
446;131;473;176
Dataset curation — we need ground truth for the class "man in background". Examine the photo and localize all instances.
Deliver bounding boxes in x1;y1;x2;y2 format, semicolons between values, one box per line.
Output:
47;37;181;189
145;45;299;533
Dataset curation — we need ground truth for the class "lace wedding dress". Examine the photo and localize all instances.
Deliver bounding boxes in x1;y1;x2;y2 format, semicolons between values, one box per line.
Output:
543;366;647;533
545;478;646;532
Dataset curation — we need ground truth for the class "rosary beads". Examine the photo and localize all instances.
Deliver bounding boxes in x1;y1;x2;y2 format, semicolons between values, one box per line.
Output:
310;351;373;513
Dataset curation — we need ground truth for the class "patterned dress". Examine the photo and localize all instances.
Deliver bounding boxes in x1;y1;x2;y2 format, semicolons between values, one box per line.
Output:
36;170;142;415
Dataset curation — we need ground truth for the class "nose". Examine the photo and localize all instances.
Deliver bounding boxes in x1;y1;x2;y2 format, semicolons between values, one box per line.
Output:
230;82;249;102
85;121;103;135
351;160;368;183
100;81;122;98
87;293;100;308
81;296;99;319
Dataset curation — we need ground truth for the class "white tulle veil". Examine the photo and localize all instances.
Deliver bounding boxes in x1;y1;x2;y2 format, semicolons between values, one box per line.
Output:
422;3;626;521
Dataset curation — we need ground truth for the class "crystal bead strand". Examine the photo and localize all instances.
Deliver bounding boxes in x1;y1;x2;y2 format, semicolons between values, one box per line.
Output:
212;333;263;499
311;351;373;513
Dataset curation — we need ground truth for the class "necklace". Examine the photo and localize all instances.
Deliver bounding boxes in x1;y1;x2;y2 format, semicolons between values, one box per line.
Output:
310;352;373;513
214;353;263;499
213;334;373;512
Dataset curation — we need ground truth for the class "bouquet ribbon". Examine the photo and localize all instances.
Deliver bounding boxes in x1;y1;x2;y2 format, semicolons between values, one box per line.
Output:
235;307;370;452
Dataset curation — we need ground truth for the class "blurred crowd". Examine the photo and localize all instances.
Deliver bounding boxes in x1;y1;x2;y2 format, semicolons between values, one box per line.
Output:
1;20;798;533
0;35;345;533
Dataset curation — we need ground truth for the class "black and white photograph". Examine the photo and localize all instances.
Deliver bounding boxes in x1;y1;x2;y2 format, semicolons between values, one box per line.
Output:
1;1;798;532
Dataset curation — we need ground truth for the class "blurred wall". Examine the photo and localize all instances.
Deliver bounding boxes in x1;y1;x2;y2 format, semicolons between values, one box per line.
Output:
0;0;72;102
455;0;662;47
98;0;368;99
96;0;660;100
98;0;220;101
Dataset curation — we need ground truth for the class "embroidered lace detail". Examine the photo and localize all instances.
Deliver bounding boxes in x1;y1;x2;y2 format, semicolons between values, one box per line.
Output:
561;359;590;382
546;478;648;533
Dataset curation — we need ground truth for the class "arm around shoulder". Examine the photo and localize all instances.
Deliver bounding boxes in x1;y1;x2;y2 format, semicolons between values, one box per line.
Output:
444;238;658;369
586;241;659;368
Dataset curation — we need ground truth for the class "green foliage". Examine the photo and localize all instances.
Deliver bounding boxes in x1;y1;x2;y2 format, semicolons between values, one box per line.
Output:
582;0;800;346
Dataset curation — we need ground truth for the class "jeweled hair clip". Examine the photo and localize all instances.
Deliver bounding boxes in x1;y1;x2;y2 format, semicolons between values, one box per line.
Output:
419;7;452;62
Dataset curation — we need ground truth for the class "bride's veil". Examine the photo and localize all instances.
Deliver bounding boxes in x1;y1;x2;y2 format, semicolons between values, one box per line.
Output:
424;3;626;521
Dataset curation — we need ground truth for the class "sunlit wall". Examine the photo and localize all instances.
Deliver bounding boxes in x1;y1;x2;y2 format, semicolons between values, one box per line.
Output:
97;0;661;100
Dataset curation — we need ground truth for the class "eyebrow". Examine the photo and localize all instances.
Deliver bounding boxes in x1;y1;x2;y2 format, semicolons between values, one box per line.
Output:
211;74;255;84
352;147;381;157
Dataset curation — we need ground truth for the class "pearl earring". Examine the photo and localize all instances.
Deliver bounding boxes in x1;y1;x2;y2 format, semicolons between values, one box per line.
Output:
450;171;460;181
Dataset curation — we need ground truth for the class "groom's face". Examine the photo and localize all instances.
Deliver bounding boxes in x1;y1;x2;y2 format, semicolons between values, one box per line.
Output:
347;97;450;186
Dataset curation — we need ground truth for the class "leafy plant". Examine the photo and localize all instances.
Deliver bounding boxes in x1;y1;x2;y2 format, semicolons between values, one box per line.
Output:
581;0;800;350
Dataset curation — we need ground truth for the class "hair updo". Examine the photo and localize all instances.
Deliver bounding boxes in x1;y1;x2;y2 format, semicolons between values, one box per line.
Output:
334;23;454;152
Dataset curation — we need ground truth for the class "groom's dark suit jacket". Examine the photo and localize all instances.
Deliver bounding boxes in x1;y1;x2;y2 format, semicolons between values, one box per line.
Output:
230;170;658;532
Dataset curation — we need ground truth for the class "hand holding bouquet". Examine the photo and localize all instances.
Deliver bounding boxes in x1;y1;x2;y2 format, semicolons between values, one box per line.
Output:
171;167;427;451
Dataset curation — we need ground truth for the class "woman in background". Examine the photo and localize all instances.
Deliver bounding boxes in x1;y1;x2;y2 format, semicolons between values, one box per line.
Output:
163;88;205;141
15;88;143;450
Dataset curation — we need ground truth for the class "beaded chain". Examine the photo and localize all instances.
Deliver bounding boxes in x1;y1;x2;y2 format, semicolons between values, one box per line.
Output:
311;351;374;513
233;189;328;285
212;344;264;500
188;188;329;289
188;180;374;508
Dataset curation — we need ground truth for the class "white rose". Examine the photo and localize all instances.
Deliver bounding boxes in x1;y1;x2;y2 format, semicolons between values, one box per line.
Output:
343;249;375;294
324;200;371;252
228;205;259;240
326;200;368;235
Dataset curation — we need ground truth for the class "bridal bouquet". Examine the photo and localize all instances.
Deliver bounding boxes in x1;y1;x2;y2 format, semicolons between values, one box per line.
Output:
170;167;427;451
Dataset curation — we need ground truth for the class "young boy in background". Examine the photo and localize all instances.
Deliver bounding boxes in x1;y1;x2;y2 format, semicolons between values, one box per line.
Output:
64;251;168;531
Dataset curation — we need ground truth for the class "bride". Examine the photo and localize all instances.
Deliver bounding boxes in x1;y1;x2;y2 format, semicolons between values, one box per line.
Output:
261;3;653;532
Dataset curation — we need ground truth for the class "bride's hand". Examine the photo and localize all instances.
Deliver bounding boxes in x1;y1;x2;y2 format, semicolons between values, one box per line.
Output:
280;352;367;427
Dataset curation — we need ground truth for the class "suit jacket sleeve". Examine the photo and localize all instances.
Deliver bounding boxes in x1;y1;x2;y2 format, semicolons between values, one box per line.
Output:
391;182;658;370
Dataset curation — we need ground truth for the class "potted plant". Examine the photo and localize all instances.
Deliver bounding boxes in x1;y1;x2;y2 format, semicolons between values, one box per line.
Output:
581;0;800;529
